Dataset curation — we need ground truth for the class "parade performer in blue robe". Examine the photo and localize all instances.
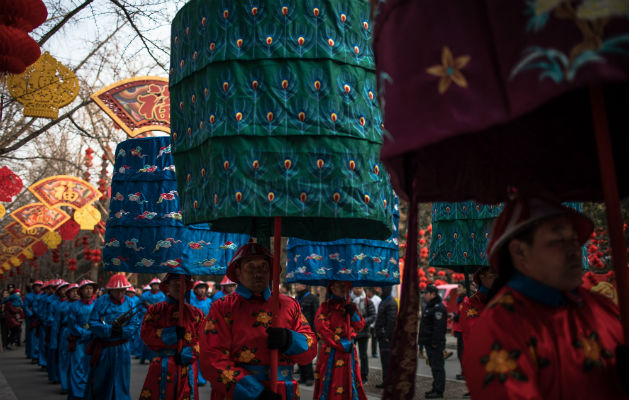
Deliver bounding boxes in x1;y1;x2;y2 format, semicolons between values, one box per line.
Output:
24;280;43;361
36;280;53;368
68;279;97;400
210;275;236;302
189;280;212;386
59;283;79;394
48;280;69;384
139;278;166;364
139;274;205;400
85;274;142;400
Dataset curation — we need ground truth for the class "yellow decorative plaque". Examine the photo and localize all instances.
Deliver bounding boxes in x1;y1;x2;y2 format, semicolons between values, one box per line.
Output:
74;204;101;230
0;204;5;219
7;52;79;119
42;230;62;249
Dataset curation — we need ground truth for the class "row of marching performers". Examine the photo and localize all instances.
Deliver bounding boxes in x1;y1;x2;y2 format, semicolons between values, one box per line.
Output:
21;274;237;400
22;242;380;400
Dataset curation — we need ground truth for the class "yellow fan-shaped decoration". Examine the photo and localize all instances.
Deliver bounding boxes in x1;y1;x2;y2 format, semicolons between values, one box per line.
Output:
74;204;101;230
42;230;62;249
10;256;21;267
10;203;70;231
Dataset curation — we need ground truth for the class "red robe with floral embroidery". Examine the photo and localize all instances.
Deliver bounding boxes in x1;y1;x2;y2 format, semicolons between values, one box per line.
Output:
139;298;204;400
460;289;488;344
199;286;317;400
313;298;366;400
462;283;625;399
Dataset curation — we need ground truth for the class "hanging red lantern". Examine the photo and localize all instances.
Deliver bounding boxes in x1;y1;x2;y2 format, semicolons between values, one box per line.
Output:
51;249;60;263
0;0;48;32
82;235;89;247
91;248;102;263
83;247;92;260
32;240;47;257
68;257;77;271
0;0;47;74
0;166;23;202
58;218;81;241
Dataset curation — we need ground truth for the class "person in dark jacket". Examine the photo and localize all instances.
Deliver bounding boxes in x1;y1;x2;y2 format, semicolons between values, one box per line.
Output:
374;285;397;389
419;285;448;399
294;283;319;386
352;287;376;382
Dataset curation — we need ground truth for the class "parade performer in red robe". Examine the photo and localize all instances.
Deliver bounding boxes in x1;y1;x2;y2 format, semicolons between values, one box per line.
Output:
139;273;204;400
460;267;496;344
313;280;367;400
462;196;626;399
199;243;317;400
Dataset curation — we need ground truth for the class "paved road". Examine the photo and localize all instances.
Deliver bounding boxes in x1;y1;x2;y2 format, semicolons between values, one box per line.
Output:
0;335;469;399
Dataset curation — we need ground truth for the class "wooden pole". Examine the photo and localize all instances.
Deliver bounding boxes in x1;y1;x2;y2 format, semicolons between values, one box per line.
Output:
270;216;282;393
589;85;628;344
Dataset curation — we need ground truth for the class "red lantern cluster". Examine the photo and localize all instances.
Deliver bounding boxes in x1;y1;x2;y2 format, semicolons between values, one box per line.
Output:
83;248;102;263
83;147;94;183
98;148;110;201
68;258;77;272
93;221;105;235
0;0;47;74
0;166;23;202
51;249;60;263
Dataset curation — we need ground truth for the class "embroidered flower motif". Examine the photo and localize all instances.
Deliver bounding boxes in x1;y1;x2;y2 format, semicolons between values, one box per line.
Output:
426;46;471;94
480;341;528;387
335;359;345;367
205;318;218;334
573;331;613;371
336;386;345;394
218;367;240;387
156;328;163;338
488;291;516;312
140;389;152;399
237;347;258;363
306;335;314;348
253;310;273;328
465;307;479;318
526;337;550;369
184;332;192;342
223;312;233;326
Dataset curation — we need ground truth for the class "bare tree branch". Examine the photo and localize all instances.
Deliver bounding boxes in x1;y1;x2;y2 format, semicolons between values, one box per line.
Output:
109;0;167;71
38;0;96;47
0;98;92;156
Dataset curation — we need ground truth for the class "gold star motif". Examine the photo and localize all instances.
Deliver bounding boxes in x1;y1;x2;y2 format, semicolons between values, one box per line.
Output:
426;46;471;94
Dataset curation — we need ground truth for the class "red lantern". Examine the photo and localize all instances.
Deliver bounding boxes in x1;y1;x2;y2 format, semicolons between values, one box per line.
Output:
91;249;102;263
58;218;81;241
32;240;47;257
0;0;46;74
83;247;92;260
68;258;77;271
0;166;23;202
419;282;427;290
0;0;48;32
82;235;89;247
437;270;446;277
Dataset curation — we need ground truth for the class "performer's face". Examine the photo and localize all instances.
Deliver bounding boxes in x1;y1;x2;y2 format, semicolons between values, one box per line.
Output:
236;256;270;295
329;281;347;298
509;217;583;291
167;278;183;299
110;288;125;302
80;285;94;299
67;288;79;301
194;286;207;297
